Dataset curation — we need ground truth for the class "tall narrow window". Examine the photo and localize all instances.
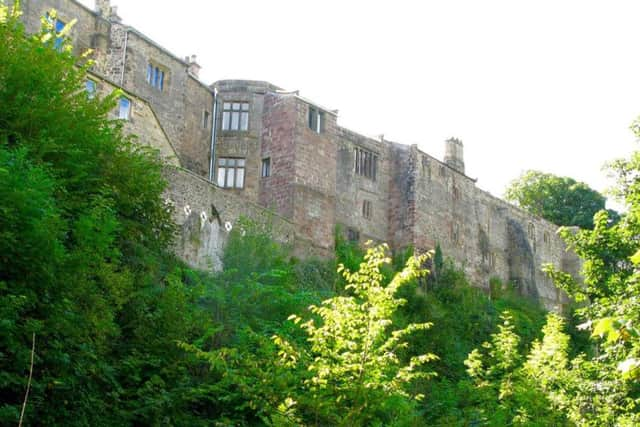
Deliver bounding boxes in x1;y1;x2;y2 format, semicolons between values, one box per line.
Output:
118;97;131;120
362;200;372;219
308;107;325;133
261;158;271;178
217;158;246;189
203;110;210;129
222;102;249;131
354;147;378;180
85;79;97;99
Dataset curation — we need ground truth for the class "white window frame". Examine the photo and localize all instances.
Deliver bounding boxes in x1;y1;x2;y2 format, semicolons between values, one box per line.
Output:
118;96;131;120
222;102;249;131
217;158;246;189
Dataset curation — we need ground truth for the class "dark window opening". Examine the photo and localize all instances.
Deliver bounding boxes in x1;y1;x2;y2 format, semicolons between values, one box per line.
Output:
362;200;372;219
261;158;271;178
347;228;360;242
308;106;325;133
203;110;210;129
355;147;378;180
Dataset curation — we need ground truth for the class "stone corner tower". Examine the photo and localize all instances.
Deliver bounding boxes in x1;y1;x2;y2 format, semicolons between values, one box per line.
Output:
444;137;465;174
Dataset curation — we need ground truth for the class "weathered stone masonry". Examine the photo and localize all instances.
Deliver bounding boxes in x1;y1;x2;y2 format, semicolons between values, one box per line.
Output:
18;0;580;309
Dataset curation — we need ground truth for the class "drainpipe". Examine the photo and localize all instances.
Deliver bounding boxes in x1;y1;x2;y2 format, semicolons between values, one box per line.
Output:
120;28;129;86
209;86;218;182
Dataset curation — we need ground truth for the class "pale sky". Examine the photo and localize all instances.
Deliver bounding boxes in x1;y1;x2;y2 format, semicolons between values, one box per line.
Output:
81;0;640;205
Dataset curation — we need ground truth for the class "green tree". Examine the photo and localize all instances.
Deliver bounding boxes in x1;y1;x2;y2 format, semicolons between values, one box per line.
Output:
273;244;438;426
0;5;214;425
504;170;613;228
539;118;640;425
464;312;570;426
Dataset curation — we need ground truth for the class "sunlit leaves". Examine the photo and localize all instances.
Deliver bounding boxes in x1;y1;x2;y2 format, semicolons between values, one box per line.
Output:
273;244;436;425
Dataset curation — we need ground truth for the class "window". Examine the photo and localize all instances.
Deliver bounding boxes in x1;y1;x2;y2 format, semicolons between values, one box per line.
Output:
46;13;66;50
451;223;460;245
222;102;249;131
452;185;460;200
422;157;431;181
202;110;210;129
543;231;550;245
308;107;325;133
489;252;496;268
347;228;360;242
528;222;535;240
217;158;245;189
261;158;271;178
85;79;97;99
362;200;372;219
118;96;131;120
354;147;378;180
146;63;165;91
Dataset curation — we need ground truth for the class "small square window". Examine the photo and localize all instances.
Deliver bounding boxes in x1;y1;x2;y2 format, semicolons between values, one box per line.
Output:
261;158;271;178
146;63;166;91
118;97;131;120
347;228;360;242
222;102;249;131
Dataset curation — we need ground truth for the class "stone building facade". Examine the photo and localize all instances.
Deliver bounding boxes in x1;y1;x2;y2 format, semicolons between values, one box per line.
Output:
16;0;579;309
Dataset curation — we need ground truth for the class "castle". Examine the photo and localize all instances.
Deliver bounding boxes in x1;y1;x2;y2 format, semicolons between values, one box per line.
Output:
16;0;579;309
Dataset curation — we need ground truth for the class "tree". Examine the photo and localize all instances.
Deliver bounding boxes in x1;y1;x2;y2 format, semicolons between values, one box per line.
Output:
273;244;438;426
464;312;569;426
504;170;613;228
0;5;214;425
539;119;640;425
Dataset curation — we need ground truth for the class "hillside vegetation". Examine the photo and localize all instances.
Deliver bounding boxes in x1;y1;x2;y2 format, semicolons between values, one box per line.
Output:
2;4;640;426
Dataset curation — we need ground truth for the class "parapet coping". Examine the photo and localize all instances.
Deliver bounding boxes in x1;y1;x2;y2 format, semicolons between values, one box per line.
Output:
166;165;296;227
87;70;183;167
65;0;214;93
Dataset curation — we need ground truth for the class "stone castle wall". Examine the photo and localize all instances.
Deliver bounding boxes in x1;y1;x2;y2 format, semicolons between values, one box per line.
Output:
16;0;581;308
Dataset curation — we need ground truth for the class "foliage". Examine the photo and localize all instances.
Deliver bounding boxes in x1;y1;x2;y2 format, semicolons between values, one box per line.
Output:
0;6;214;425
504;169;614;228
463;312;570;426
541;123;640;424
273;244;437;426
177;219;333;425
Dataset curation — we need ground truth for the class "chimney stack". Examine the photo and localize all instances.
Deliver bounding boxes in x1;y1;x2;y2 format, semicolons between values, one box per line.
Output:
444;137;465;174
95;0;111;18
186;54;201;78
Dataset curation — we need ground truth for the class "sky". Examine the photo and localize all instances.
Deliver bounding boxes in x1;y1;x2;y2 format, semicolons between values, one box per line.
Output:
80;0;640;205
